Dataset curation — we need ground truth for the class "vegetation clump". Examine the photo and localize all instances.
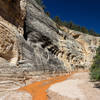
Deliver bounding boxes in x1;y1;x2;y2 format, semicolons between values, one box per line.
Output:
90;46;100;81
53;16;100;36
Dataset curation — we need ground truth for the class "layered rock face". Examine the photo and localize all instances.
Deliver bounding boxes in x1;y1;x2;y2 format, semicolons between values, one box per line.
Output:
0;16;19;66
0;0;100;97
0;0;26;66
25;0;100;71
23;0;66;72
58;26;100;71
0;0;66;95
0;0;27;95
0;0;100;74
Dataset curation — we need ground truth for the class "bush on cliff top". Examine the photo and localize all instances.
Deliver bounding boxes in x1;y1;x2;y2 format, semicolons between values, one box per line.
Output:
53;16;100;36
90;46;100;81
35;0;100;36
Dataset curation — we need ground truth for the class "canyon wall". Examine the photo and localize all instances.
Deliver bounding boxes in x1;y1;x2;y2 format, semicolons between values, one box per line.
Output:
0;0;100;97
0;0;100;74
25;0;100;71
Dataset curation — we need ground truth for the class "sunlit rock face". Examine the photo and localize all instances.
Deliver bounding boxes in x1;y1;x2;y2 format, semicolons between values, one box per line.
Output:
0;1;26;96
0;0;26;66
20;0;66;72
0;1;66;96
0;0;99;75
58;26;100;71
0;0;100;99
0;17;18;66
25;0;100;71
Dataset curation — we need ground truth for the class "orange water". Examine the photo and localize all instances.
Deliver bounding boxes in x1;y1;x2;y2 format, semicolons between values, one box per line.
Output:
19;71;84;100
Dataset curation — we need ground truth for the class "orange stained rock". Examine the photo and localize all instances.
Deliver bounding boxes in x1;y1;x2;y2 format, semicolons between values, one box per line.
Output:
18;71;79;100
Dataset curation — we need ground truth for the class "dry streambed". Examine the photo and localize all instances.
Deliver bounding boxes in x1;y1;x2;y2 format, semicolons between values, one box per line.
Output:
48;72;100;100
0;71;100;100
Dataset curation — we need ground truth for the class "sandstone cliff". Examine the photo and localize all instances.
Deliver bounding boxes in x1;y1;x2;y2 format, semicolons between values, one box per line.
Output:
0;0;100;97
24;0;100;71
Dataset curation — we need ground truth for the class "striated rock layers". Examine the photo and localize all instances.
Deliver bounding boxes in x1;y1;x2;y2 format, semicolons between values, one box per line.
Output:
0;0;100;74
0;0;100;96
25;0;100;71
57;26;100;71
0;0;26;66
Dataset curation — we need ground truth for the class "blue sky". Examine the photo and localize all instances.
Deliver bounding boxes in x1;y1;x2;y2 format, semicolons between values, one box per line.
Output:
43;0;100;33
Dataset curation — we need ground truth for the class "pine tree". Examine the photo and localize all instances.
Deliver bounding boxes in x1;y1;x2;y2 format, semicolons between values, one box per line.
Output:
53;16;63;25
62;21;68;27
67;21;73;29
46;11;50;17
81;27;89;34
89;29;96;35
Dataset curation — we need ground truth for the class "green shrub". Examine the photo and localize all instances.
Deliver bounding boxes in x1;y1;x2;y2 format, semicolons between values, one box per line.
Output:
81;27;89;34
90;46;100;81
52;16;100;36
53;16;63;26
45;11;50;17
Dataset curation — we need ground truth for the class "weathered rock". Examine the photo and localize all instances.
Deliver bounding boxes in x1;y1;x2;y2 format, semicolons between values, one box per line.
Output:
0;0;99;76
0;0;98;72
0;16;19;66
0;0;26;66
0;0;26;28
59;26;100;70
0;0;100;99
25;0;100;71
19;0;66;72
0;91;32;100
